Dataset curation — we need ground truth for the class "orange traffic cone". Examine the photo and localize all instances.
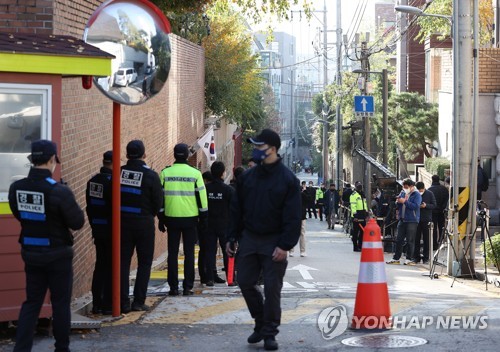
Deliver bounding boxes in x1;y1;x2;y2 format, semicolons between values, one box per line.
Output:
351;218;392;329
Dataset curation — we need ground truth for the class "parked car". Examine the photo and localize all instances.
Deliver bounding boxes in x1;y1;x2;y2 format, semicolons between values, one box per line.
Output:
114;68;137;87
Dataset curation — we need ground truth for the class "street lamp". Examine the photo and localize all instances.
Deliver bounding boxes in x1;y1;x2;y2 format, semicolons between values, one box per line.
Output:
396;3;476;277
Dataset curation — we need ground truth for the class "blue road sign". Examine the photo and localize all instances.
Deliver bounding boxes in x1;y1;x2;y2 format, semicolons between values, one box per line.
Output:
354;96;374;114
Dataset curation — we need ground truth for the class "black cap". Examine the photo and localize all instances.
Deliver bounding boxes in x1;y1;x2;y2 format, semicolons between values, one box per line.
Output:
247;129;281;150
174;143;190;161
126;140;145;159
29;139;60;164
103;150;112;163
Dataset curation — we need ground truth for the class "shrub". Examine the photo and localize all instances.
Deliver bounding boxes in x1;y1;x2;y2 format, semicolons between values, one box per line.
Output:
424;157;450;180
483;233;500;267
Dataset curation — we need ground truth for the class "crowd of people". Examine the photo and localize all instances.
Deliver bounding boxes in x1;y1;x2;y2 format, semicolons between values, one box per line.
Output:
7;129;490;351
8;128;300;351
296;174;456;266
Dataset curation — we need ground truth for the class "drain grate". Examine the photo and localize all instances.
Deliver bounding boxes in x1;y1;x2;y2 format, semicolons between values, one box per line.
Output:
341;335;427;348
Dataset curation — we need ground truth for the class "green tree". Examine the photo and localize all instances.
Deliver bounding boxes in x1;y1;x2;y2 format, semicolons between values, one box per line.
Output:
415;0;493;46
385;92;438;164
202;2;264;125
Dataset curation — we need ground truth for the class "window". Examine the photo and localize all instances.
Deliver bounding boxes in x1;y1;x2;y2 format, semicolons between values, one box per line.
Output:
0;84;51;202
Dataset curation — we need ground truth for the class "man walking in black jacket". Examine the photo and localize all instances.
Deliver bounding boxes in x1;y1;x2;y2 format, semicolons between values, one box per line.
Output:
9;140;84;352
428;175;449;248
228;129;301;350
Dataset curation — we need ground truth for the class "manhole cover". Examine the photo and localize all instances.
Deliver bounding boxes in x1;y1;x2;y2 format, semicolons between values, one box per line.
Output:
341;335;427;348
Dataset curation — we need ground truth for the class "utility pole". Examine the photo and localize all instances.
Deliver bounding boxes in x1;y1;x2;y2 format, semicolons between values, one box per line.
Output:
449;0;473;276
360;40;371;198
322;0;329;183
335;0;343;188
290;69;295;170
382;68;388;166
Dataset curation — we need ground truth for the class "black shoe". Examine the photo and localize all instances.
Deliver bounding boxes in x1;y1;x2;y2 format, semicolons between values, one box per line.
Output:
214;276;226;284
101;309;112;315
247;331;264;344
264;336;278;350
205;281;214;287
228;281;238;287
121;304;131;314
131;303;150;311
168;290;179;296
183;289;194;296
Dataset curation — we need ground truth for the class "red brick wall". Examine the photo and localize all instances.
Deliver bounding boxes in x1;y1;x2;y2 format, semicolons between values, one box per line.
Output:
0;0;54;34
0;0;206;298
435;48;500;94
478;48;500;93
60;35;205;298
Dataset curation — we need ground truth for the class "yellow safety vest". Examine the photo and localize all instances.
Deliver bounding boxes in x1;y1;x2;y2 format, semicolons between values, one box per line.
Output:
160;163;208;218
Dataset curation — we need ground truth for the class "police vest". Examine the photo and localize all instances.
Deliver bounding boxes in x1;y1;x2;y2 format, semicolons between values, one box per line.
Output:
350;191;368;219
160;163;208;218
86;170;112;237
13;177;70;247
120;163;153;216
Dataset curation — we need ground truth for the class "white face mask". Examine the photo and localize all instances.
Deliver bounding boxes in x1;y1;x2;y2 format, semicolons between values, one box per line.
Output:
403;188;410;194
419;191;424;195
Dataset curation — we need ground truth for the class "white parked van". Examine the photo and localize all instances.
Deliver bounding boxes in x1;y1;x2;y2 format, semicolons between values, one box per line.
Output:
114;68;137;87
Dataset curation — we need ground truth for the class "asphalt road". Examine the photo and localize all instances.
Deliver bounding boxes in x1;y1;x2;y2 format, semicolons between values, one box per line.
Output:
1;217;499;351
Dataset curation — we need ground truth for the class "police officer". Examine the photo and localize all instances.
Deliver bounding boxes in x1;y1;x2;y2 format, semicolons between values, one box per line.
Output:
204;161;234;285
85;150;113;315
9;140;84;352
316;183;325;221
227;129;301;351
120;140;163;312
159;143;208;296
350;183;368;252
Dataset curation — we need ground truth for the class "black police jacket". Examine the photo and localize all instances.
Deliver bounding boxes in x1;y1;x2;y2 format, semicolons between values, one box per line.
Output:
420;189;437;223
8;168;84;248
206;178;234;232
229;158;301;251
120;160;163;218
86;167;112;239
428;182;449;213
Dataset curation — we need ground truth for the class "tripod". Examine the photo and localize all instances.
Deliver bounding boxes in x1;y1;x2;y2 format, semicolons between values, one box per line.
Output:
429;210;460;280
475;203;500;290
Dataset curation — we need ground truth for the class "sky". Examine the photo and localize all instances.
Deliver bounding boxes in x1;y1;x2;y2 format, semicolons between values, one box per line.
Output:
250;0;389;86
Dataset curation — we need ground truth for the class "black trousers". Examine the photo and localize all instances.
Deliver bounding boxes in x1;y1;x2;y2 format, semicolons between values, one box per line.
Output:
14;247;73;352
167;225;197;291
351;220;365;250
92;237;112;311
432;212;446;248
415;221;431;262
237;234;288;337
316;203;324;220
205;229;228;282
198;228;209;283
307;205;317;218
121;217;155;306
